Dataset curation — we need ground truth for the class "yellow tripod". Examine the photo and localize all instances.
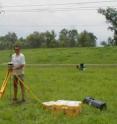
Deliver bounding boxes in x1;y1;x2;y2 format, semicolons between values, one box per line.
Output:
0;63;40;103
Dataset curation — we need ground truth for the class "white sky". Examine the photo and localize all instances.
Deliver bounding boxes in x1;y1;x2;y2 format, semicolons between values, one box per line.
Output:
0;0;117;45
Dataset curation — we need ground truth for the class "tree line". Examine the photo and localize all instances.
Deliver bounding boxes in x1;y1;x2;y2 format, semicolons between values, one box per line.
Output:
0;7;117;49
0;29;97;50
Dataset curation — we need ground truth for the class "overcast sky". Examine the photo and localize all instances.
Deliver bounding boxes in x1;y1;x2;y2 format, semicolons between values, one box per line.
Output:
0;0;117;45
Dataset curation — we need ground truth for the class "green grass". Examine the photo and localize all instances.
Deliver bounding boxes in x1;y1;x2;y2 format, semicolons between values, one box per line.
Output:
0;47;117;64
0;47;117;124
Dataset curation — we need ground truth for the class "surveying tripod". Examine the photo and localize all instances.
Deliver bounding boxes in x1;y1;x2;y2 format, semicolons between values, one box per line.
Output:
0;62;40;103
0;62;13;99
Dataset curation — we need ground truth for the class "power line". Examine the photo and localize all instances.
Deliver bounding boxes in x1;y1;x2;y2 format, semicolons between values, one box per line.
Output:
3;5;117;9
0;0;116;13
0;24;109;28
0;8;95;13
2;6;117;13
2;4;117;10
1;5;117;13
2;0;117;8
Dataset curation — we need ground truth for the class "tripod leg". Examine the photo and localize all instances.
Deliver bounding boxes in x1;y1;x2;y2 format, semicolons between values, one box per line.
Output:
0;71;9;89
0;71;11;99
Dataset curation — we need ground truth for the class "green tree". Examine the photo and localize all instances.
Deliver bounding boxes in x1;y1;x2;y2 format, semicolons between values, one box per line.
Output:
107;37;114;46
68;29;78;47
0;32;17;49
59;29;69;47
45;30;57;48
98;8;117;45
26;31;57;48
101;41;107;47
78;31;97;47
15;37;26;48
26;32;42;48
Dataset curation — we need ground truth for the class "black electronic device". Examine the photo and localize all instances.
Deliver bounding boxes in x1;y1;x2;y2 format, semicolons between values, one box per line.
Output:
8;62;13;70
83;97;107;111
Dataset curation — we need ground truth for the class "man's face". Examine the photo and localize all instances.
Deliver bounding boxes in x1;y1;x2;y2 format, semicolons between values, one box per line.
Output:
14;47;20;54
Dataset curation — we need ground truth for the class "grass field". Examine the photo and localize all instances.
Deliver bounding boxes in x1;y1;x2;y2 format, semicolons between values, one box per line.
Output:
0;47;117;64
0;47;117;124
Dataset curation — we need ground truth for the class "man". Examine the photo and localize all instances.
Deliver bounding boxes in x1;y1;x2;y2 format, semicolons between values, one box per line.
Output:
11;45;25;102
